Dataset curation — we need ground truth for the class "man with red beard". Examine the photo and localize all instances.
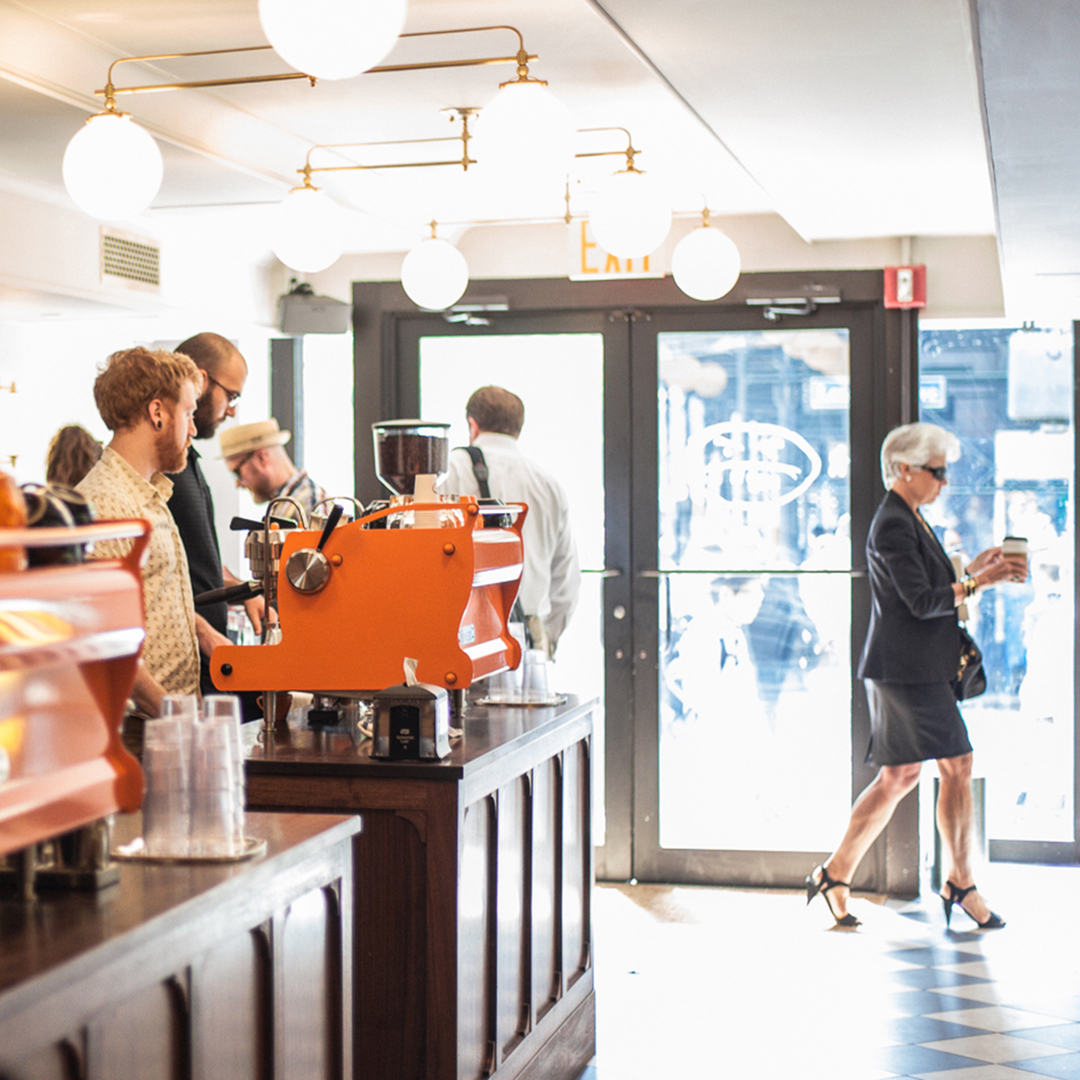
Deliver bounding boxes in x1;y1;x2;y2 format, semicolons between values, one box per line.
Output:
77;346;202;720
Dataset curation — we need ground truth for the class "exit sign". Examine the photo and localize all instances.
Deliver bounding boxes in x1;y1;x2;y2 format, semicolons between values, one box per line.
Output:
568;220;665;281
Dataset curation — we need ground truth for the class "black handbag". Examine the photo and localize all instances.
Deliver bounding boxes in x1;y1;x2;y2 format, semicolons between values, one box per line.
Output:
953;625;986;700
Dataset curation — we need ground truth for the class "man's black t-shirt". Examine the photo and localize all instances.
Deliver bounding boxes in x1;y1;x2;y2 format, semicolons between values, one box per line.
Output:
168;447;226;694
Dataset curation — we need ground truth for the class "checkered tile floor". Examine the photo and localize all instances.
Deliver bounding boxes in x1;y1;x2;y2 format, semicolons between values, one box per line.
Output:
578;865;1080;1079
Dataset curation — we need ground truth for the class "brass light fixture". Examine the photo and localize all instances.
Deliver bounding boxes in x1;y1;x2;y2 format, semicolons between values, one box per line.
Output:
258;0;407;82
62;26;554;222
273;112;478;273
580;126;673;260
671;205;742;301
400;222;470;310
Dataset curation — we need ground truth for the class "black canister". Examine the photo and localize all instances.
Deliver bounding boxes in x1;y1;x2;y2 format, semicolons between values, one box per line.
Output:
22;483;93;566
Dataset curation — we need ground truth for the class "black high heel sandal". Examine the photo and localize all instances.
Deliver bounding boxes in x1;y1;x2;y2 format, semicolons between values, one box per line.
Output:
941;880;1005;929
806;864;861;927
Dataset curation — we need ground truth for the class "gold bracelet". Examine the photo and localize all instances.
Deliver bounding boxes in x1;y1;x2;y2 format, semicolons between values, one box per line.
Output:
962;576;978;598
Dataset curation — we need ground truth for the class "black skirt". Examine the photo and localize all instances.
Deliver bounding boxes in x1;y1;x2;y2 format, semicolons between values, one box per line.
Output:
864;679;973;766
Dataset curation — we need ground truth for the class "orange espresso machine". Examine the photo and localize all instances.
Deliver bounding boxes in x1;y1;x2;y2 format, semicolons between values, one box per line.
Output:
210;421;527;730
0;496;149;897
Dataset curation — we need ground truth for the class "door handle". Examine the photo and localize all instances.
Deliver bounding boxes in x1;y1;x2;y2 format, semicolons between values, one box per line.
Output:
637;568;866;578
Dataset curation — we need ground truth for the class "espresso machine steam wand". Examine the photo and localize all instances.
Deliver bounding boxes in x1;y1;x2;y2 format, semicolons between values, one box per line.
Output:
252;497;308;753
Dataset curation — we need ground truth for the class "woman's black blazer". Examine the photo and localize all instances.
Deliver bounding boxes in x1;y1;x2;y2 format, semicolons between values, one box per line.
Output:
857;490;961;684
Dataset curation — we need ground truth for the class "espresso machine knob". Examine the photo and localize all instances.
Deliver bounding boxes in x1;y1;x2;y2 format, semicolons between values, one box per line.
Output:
285;549;332;593
284;503;342;595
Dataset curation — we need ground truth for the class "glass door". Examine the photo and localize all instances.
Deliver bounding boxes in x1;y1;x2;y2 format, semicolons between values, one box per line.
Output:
394;310;635;879
631;308;881;885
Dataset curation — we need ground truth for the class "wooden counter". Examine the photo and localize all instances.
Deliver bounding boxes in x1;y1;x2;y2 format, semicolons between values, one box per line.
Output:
0;811;360;1080
246;695;595;1080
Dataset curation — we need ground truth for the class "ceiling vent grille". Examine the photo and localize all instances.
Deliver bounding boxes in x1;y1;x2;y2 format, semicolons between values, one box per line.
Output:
100;229;161;293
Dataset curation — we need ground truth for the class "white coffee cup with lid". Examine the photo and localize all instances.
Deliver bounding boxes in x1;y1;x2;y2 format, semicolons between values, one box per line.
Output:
1001;535;1028;558
1002;536;1028;582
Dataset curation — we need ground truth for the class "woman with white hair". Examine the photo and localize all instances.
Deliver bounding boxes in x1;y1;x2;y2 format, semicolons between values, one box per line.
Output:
806;422;1028;928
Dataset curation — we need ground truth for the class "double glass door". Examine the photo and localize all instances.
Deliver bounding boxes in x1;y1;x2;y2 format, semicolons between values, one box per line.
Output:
394;301;883;887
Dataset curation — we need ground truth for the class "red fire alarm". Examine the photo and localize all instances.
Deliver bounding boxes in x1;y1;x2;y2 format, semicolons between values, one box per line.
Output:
884;265;926;309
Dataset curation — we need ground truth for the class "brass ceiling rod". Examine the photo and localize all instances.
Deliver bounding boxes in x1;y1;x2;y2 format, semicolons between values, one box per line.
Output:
296;110;477;188
574;126;641;170
94;26;538;107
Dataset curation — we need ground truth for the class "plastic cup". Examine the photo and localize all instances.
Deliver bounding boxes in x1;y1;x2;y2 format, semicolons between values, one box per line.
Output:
522;649;550;703
203;695;241;724
160;693;199;722
485;668;518;702
202;696;246;847
142;717;190;856
190;718;240;856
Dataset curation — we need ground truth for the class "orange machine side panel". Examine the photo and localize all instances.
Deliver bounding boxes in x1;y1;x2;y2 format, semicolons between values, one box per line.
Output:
212;513;524;694
0;557;147;858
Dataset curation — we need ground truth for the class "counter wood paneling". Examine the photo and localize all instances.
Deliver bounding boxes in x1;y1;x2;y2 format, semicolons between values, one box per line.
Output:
245;695;595;1080
0;811;360;1080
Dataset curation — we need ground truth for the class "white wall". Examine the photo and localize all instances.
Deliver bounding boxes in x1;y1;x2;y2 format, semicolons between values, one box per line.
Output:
308;213;1004;322
0;187;292;573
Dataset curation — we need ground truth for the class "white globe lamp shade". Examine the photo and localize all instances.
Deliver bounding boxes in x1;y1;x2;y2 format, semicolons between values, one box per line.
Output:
62;112;164;220
671;226;742;301
258;0;408;81
472;81;575;192
400;239;469;310
589;169;672;259
271;187;345;273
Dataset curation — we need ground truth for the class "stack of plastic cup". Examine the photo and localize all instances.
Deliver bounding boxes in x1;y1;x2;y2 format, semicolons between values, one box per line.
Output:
203;694;245;850
140;693;248;857
190;715;240;857
142;717;191;857
522;649;551;703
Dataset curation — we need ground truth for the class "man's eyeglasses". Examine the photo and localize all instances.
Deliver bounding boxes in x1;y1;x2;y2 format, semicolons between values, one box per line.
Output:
230;451;256;479
208;374;242;405
915;464;947;482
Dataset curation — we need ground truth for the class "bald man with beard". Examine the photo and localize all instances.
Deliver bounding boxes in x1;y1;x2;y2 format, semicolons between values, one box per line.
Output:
169;332;265;715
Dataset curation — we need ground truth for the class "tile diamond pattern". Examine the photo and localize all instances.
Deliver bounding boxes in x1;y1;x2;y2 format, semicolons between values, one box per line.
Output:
583;873;1080;1080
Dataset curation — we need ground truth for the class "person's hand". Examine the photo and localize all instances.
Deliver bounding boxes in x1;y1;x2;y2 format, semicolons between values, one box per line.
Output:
972;548;1029;588
243;594;266;637
966;547;1002;575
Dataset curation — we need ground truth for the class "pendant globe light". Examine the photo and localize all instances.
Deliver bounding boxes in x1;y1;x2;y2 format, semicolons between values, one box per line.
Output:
258;0;408;81
469;52;575;194
62;109;164;220
271;180;345;273
671;209;742;301
400;226;469;310
589;159;672;260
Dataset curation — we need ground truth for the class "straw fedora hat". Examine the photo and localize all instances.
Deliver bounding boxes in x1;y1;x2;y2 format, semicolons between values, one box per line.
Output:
218;419;291;459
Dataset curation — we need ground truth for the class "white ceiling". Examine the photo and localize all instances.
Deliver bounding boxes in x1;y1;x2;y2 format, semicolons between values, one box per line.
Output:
0;0;1075;313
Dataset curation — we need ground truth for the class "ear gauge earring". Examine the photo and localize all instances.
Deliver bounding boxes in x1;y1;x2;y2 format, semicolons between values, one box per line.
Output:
156;420;163;430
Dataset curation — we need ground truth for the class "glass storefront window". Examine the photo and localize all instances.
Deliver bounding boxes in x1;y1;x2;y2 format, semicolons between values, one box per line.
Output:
919;324;1074;843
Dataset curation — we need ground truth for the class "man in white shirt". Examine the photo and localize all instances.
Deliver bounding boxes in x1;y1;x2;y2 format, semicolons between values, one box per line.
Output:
440;386;580;657
78;346;208;717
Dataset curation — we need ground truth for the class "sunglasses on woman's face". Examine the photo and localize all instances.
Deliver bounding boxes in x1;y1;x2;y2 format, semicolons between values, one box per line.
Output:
915;464;947;482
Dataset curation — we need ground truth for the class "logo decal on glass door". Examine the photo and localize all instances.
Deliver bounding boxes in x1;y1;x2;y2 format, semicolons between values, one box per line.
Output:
686;420;823;506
